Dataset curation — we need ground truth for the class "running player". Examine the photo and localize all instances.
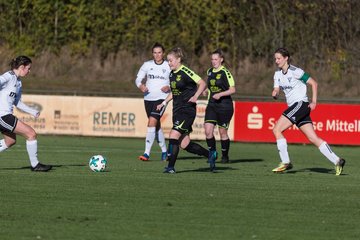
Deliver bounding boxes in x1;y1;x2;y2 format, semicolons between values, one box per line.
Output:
0;56;52;171
135;42;170;161
157;47;209;173
204;49;236;164
271;47;345;175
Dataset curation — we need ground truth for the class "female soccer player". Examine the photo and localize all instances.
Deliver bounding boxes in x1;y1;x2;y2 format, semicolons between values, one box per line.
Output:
157;47;209;173
0;56;52;171
204;49;236;164
271;48;345;175
135;42;171;161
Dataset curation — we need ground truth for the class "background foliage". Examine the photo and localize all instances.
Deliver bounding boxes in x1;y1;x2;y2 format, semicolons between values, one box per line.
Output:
0;0;359;99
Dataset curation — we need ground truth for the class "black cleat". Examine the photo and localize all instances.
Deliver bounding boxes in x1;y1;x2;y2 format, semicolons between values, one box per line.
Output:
221;156;230;164
31;163;53;172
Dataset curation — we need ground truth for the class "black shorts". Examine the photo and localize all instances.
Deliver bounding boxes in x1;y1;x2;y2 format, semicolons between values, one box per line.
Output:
283;101;312;127
172;107;196;134
144;99;166;121
204;104;234;129
0;114;18;133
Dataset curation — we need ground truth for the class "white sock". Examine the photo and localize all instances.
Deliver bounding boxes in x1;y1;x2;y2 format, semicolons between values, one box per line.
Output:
26;140;39;167
157;128;167;152
319;142;339;164
277;138;290;164
0;139;9;152
144;127;156;155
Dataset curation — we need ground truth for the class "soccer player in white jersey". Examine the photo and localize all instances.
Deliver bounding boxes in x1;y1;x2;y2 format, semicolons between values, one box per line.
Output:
0;56;52;171
135;43;171;161
271;48;345;175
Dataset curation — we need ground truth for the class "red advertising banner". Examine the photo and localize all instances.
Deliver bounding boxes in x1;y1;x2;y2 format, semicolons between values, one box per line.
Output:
234;102;360;145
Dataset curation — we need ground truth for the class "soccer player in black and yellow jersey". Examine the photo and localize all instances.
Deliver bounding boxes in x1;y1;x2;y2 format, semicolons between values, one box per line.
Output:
204;49;236;165
157;47;209;173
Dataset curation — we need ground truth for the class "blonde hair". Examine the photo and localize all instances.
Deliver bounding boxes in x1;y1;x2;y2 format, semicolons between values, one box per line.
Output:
168;47;185;61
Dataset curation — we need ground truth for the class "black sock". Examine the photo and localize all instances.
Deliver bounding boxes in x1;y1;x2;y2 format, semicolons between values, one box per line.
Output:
168;139;179;168
206;137;216;152
184;141;209;158
221;139;230;158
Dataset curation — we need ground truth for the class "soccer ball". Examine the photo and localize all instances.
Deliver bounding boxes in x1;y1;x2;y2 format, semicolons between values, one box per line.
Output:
89;155;107;172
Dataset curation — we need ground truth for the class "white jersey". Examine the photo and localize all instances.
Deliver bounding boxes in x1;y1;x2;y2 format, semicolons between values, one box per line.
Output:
273;65;310;106
0;71;38;117
135;59;171;101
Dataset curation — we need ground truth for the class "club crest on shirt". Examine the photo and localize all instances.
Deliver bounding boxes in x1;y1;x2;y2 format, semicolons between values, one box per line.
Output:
216;74;221;80
288;77;292;83
176;75;181;81
162;69;167;73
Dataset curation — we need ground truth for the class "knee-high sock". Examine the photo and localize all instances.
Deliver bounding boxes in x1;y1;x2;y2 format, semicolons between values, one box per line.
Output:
156;128;167;153
0;139;9;152
277;138;290;164
319;142;339;164
144;127;156;155
221;139;230;157
26;140;39;167
206;137;216;152
184;141;209;158
168;139;179;168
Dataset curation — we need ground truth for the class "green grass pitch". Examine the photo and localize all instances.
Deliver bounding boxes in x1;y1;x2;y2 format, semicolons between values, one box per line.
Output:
0;135;359;240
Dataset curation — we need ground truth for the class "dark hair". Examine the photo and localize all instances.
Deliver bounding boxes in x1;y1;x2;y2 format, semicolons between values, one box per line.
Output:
274;47;290;63
152;42;165;53
10;56;32;70
212;48;225;64
168;47;185;61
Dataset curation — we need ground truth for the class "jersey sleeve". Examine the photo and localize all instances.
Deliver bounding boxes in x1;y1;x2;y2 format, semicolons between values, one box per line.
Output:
293;67;310;83
224;68;235;87
182;66;201;83
135;62;148;88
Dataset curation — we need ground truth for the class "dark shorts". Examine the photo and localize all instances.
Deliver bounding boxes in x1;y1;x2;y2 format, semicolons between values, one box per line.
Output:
144;99;166;121
0;114;18;133
172;107;196;134
204;104;234;129
283;101;312;127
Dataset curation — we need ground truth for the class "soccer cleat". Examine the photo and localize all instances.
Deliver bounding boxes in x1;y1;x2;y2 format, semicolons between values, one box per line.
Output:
272;162;293;173
31;163;53;172
221;156;230;164
335;158;346;176
139;153;150;161
161;152;168;161
163;167;176;174
208;150;217;172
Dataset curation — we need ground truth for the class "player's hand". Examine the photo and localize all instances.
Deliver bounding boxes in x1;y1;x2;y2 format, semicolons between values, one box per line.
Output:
161;85;171;93
202;89;208;97
272;90;279;100
309;102;316;111
139;84;149;93
212;93;221;100
188;96;198;103
156;101;167;111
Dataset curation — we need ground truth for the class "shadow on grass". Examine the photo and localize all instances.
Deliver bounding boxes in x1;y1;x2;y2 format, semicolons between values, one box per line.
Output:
227;158;263;164
0;164;86;171
286;167;334;174
177;166;237;174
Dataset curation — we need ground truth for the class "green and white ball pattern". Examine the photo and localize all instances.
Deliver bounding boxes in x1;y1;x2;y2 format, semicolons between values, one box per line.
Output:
89;155;107;172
